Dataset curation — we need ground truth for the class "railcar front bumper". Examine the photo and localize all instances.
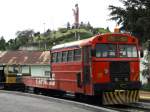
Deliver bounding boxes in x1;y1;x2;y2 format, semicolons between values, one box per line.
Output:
93;81;140;105
102;90;139;105
94;81;141;92
94;81;141;105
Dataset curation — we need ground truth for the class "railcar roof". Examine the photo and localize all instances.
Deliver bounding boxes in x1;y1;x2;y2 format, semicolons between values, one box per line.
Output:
51;36;96;50
51;33;137;50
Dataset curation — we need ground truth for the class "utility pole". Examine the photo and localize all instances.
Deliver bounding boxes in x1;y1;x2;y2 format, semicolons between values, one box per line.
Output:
43;22;46;33
43;22;47;50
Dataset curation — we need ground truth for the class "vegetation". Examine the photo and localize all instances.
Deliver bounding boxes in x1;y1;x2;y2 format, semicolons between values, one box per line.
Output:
109;0;150;43
0;36;6;51
142;50;150;83
0;22;110;51
141;83;150;92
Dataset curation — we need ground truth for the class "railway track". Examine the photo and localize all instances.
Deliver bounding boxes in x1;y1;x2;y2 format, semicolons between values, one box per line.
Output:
1;90;150;112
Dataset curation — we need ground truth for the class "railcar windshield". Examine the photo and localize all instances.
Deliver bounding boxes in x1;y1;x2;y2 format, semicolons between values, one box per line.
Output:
118;44;138;57
96;44;116;57
96;44;138;58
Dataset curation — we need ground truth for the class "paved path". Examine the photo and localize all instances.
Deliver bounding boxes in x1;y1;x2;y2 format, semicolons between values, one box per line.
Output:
0;91;112;112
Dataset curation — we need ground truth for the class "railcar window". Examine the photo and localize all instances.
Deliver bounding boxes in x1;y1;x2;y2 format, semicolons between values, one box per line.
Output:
62;51;67;62
96;44;116;57
57;52;62;62
68;50;74;61
52;53;57;62
119;45;138;57
45;71;50;76
74;49;81;61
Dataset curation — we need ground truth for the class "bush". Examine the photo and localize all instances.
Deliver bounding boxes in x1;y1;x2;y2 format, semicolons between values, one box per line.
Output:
141;83;150;91
58;28;68;33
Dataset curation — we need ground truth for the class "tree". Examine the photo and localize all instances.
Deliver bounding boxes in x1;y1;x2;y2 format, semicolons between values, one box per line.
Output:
0;36;6;50
108;0;150;43
142;51;150;83
16;29;34;44
34;32;40;37
67;22;71;29
6;39;19;50
79;21;84;28
87;22;92;29
142;40;150;83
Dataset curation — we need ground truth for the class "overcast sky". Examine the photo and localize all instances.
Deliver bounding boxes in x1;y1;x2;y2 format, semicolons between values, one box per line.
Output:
0;0;122;41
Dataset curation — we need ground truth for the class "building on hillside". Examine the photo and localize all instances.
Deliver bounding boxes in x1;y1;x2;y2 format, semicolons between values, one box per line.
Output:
0;51;50;83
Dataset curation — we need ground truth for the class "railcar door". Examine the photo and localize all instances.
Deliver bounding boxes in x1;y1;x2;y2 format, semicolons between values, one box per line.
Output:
83;46;92;94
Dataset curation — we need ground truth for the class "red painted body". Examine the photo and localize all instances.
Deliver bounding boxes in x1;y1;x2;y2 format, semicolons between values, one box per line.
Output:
22;33;140;96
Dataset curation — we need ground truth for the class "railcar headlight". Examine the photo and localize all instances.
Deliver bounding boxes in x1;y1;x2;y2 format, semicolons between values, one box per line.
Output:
98;73;103;78
131;69;134;73
104;69;109;74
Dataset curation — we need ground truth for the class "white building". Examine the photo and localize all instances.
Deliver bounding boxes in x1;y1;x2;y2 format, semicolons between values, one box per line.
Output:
0;51;50;82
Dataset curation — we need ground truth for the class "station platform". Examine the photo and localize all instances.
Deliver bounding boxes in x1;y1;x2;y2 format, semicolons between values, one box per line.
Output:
0;90;114;112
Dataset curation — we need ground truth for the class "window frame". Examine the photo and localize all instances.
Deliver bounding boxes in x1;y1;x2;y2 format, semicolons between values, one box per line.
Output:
95;43;138;58
74;49;81;61
118;44;138;58
95;44;117;58
57;52;62;62
67;50;74;62
52;52;57;62
62;51;68;62
45;71;50;76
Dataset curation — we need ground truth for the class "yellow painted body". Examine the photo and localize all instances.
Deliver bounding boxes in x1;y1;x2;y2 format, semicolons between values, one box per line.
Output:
103;90;139;105
6;74;16;83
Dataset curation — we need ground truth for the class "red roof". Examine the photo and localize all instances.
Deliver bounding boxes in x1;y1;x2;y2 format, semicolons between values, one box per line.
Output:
0;51;50;65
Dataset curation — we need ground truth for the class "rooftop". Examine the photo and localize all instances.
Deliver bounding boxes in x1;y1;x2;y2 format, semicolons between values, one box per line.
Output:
0;51;50;65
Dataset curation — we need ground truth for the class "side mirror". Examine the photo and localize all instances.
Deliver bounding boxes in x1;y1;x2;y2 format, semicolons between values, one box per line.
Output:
140;50;144;58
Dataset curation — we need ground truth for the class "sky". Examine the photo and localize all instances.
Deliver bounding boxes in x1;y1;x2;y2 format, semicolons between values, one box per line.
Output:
0;0;122;41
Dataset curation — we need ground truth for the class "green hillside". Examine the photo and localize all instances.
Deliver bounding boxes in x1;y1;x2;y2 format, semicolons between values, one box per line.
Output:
0;27;110;50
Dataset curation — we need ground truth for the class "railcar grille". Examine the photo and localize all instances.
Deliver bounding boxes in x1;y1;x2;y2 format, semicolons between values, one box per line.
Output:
110;62;130;82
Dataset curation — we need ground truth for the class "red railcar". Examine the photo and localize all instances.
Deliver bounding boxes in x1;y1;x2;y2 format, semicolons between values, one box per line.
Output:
22;33;141;105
